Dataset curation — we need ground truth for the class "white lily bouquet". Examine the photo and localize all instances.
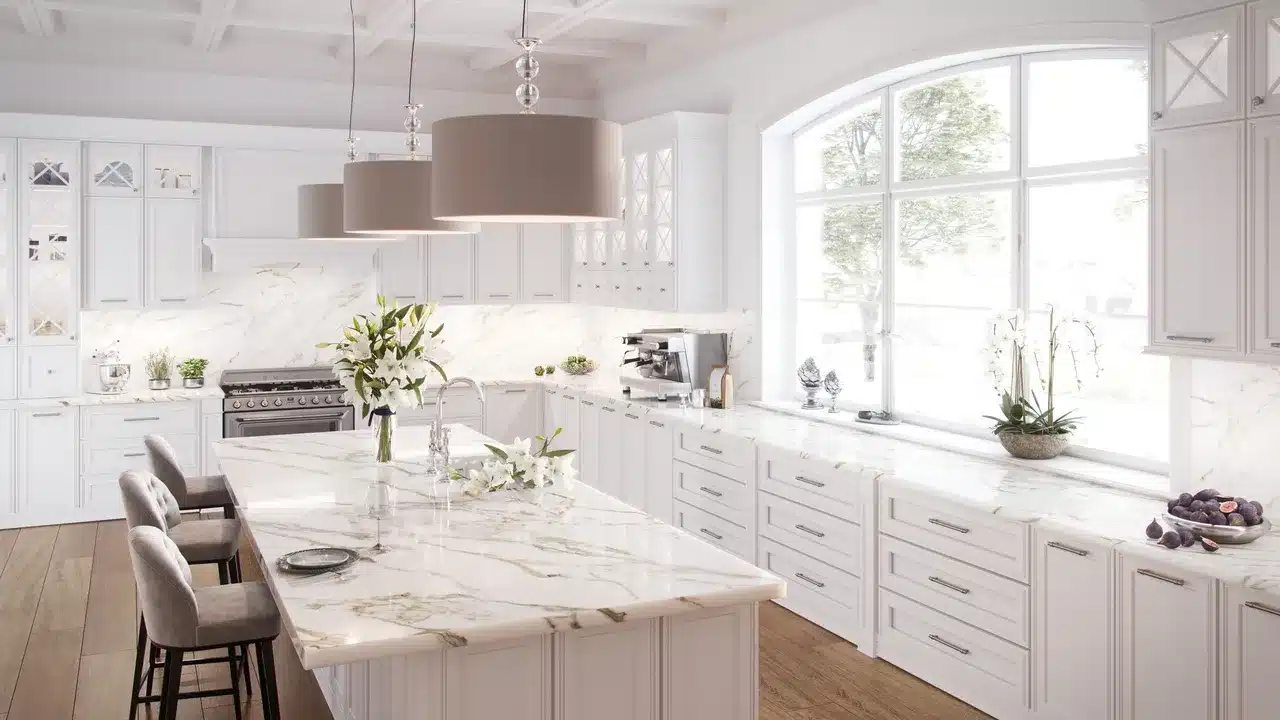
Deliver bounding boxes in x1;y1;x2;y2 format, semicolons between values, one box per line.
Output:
317;296;450;463
450;429;577;496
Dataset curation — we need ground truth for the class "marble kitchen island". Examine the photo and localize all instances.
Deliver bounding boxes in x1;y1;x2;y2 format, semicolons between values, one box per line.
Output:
213;425;785;720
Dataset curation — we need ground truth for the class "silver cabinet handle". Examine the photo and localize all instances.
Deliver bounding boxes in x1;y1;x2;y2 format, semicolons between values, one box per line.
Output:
699;486;723;498
487;293;512;298
794;475;825;488
1254;96;1265;107
30;411;61;418
582;400;595;407
158;298;185;303
442;294;465;300
928;518;971;535
928;634;971;656
795;572;825;589
1270;342;1280;349
124;417;161;422
1167;335;1213;344
533;293;555;298
649;420;664;428
1137;568;1186;587
699;445;723;455
100;298;129;303
928;576;971;595
624;413;639;420
1152;111;1163;121
123;452;146;458
563;395;576;401
699;528;723;541
503;389;528;394
393;295;417;301
794;524;825;538
602;406;617;413
1246;601;1280;618
1048;541;1089;557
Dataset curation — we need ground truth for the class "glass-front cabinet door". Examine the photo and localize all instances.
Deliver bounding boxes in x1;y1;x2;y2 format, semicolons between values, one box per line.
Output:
1251;0;1280;116
145;145;203;198
85;142;143;197
652;146;675;268
1152;5;1245;128
0;139;14;347
19;139;79;345
628;150;651;269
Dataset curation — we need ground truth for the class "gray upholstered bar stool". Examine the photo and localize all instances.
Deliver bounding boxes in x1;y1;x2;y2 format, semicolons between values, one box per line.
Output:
127;525;282;720
145;433;236;518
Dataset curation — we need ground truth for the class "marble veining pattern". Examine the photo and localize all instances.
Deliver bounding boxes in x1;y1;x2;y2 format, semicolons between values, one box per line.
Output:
213;425;785;669
1186;359;1280;517
0;385;224;410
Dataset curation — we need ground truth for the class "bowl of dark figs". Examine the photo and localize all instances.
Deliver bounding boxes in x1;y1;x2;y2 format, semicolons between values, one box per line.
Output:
1159;488;1271;545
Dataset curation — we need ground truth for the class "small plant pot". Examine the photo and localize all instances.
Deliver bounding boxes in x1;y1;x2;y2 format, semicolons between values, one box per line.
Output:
182;377;205;389
998;431;1070;460
148;378;171;391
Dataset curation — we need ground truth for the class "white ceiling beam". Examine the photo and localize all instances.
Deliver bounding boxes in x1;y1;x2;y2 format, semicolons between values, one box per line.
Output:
14;0;58;37
191;0;239;52
467;0;624;71
581;5;727;27
337;0;435;59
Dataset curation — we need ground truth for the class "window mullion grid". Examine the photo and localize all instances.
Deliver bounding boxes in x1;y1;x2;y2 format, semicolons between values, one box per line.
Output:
1014;53;1031;397
881;87;896;416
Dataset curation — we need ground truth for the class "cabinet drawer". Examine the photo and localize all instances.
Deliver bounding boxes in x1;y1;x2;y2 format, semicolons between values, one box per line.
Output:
673;500;751;561
757;490;861;577
672;460;750;528
758;536;862;643
81;434;198;478
80;473;126;518
19;346;79;398
880;484;1029;583
879;535;1029;647
673;424;753;479
757;445;867;524
878;589;1030;719
80;402;199;441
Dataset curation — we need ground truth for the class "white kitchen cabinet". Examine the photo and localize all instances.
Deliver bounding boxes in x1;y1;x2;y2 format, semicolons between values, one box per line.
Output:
553;389;581;471
378;238;425;305
19;345;77;398
1250;117;1280;355
619;408;647;509
1150;121;1245;356
85;196;143;308
213;148;342;238
476;224;519;304
145;145;203;199
0;409;14;518
595;404;623;500
1153;5;1246;129
643;416;674;524
1118;553;1218;720
0;347;14;400
428;235;475;305
202;401;223;475
520;224;567;303
1224;584;1280;719
578;398;601;488
1250;0;1280;116
484;385;541;444
445;635;551;720
663;605;756;720
17;408;76;523
19;138;79;346
85;142;143;197
146;199;202;307
0;138;14;352
1033;529;1116;720
558;621;658;720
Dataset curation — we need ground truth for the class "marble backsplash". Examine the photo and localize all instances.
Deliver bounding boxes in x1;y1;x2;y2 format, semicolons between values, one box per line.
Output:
80;267;759;396
1184;358;1280;515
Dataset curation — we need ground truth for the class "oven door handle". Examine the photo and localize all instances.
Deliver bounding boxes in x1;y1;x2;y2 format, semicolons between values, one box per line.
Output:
229;408;353;423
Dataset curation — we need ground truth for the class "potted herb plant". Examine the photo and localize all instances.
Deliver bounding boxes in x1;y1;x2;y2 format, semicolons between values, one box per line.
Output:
983;306;1100;460
179;357;209;389
144;348;174;391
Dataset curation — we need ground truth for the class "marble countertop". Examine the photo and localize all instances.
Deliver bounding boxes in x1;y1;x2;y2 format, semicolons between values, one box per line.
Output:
0;385;224;409
212;425;786;669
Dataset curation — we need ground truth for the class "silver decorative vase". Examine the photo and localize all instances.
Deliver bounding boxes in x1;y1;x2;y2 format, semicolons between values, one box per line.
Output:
998;431;1070;460
182;377;205;389
148;378;171;391
801;385;822;409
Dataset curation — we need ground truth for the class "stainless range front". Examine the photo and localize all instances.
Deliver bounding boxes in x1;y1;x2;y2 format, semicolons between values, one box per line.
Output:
221;367;356;439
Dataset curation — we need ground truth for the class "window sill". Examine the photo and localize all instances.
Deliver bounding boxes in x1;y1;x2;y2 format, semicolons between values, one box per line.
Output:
751;401;1169;500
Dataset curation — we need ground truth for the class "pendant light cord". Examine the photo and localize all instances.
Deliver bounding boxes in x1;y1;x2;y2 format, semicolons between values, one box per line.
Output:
520;0;529;38
348;0;356;147
407;0;417;107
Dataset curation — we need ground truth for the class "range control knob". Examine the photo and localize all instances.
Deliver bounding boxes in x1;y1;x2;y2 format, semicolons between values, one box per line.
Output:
324;395;334;404
273;398;283;407
310;396;320;405
231;400;242;409
246;400;256;408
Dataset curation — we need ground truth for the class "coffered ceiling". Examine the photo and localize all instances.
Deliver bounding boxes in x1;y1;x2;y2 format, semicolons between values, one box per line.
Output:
0;0;746;98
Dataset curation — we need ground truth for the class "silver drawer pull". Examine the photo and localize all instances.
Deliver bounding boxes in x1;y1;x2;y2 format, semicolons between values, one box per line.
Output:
699;486;723;498
503;389;528;394
533;292;555;298
928;634;971;656
124;417;161;422
1271;342;1280;349
602;407;617;413
123;452;146;458
31;411;61;418
928;518;971;535
442;294;465;300
1137;569;1185;587
794;524;826;538
1048;541;1089;557
488;293;512;298
699;528;723;541
582;400;595;407
928;576;971;595
1166;335;1213;344
625;413;640;420
649;420;664;428
1246;601;1280;618
699;445;723;455
794;475;826;488
100;298;130;303
158;298;185;303
795;572;825;589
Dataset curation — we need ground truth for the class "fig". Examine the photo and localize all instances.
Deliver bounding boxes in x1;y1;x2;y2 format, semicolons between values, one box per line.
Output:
1201;537;1220;552
1220;501;1239;514
1167;497;1181;512
1159;531;1182;549
1182;492;1200;505
1251;500;1265;517
1179;529;1196;547
1189;500;1206;512
1208;511;1228;526
1203;501;1221;513
1241;505;1261;525
1146;518;1163;539
1190;511;1210;524
1229;513;1247;527
1194;488;1220;502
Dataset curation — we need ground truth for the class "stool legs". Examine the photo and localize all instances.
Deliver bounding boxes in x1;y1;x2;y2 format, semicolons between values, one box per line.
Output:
255;639;281;720
158;648;184;720
129;616;147;720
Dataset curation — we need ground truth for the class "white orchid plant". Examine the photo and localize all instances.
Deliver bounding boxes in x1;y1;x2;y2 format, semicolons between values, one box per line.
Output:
450;429;577;497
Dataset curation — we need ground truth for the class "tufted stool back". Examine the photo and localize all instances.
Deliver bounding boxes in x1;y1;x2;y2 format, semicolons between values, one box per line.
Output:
126;525;200;648
119;470;184;532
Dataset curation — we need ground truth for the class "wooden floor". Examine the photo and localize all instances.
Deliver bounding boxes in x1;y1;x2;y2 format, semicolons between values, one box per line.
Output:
0;520;990;720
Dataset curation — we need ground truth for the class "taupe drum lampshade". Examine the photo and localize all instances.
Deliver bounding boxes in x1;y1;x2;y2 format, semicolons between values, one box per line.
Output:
430;114;622;223
297;183;386;241
343;160;479;235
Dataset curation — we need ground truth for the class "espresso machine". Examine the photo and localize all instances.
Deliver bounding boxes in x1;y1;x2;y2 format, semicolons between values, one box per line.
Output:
620;329;729;401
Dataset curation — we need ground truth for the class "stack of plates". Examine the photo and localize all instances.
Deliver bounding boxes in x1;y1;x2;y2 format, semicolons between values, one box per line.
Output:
276;547;359;574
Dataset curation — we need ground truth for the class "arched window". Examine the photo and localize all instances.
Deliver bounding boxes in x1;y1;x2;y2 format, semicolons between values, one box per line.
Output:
787;49;1165;469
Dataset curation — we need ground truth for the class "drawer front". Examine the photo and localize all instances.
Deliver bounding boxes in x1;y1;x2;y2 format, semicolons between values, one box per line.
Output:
81;402;200;441
757;490;861;577
757;445;867;523
758;537;865;646
879;535;1029;647
672;460;750;528
402;387;484;421
673;500;751;561
81;433;199;478
80;473;126;518
878;589;1030;719
880;484;1029;583
673;424;753;478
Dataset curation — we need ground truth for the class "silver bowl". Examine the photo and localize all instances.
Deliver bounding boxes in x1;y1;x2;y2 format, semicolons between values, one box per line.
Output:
97;363;131;394
1162;513;1272;545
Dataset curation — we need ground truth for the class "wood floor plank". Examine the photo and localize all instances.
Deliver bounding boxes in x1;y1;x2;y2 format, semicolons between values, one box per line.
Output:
33;556;93;633
71;651;134;720
90;521;131;573
0;530;21;577
81;524;136;656
0;526;59;711
51;524;98;562
7;626;82;720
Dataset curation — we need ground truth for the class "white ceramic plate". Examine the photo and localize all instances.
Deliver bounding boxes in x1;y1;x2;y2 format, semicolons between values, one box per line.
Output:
277;547;358;573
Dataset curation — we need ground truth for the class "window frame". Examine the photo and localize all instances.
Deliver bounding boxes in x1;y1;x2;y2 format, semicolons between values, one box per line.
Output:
786;47;1161;473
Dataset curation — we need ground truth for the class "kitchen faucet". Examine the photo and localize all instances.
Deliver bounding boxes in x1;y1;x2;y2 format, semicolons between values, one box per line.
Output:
429;377;486;472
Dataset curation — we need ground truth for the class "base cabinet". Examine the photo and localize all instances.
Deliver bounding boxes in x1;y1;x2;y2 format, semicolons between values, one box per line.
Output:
16;408;76;523
557;621;658;720
1224;585;1280;720
643;417;674;524
445;636;552;720
484;385;541;444
0;409;14;519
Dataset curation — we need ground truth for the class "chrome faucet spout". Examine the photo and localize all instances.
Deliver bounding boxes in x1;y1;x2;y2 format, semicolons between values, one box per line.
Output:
429;377;487;472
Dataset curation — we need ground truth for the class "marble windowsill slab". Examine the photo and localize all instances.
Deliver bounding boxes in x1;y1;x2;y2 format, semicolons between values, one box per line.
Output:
213;424;786;670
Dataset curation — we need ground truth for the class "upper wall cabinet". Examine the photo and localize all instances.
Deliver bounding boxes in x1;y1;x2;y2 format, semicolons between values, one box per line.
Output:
213;148;343;238
1153;5;1246;129
377;238;426;305
476;224;520;304
1250;0;1280;116
428;234;475;305
146;199;202;306
521;224;567;303
19;139;79;346
145;145;202;198
86;142;143;197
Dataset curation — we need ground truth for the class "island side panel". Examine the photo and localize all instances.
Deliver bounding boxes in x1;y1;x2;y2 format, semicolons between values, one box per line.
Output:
663;603;760;720
445;635;555;720
557;619;660;720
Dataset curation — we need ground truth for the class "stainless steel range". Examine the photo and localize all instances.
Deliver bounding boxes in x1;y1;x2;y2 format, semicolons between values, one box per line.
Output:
221;367;356;439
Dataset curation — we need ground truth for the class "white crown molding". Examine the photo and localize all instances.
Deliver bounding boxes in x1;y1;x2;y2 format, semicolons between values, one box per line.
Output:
203;238;379;273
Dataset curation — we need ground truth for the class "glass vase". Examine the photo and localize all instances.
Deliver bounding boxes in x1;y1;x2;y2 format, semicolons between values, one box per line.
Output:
371;407;397;463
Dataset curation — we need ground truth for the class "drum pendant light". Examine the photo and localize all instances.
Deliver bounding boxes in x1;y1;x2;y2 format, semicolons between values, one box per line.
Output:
430;0;621;223
298;0;386;241
343;0;478;235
